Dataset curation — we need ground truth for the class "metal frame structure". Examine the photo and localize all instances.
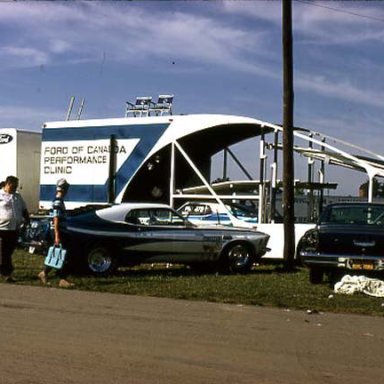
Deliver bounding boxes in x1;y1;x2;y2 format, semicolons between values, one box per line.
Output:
164;121;384;225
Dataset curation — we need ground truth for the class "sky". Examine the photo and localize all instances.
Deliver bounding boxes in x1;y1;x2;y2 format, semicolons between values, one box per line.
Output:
1;0;384;195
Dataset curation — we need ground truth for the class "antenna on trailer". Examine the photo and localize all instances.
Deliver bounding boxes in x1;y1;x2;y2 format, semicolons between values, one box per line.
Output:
65;96;86;120
76;98;85;120
66;96;75;120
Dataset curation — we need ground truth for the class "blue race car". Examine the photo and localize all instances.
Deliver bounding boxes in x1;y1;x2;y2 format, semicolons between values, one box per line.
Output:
60;203;269;276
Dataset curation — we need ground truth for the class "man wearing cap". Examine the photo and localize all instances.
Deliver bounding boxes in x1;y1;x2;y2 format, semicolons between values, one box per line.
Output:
0;175;30;283
38;178;74;288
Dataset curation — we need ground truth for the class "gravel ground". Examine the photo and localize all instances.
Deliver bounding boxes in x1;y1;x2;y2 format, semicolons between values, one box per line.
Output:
0;284;383;384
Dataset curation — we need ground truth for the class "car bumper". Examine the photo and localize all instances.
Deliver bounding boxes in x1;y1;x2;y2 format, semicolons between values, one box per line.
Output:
300;251;384;271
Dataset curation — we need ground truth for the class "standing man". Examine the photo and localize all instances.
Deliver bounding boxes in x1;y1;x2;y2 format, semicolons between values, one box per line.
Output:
38;178;74;288
0;175;30;283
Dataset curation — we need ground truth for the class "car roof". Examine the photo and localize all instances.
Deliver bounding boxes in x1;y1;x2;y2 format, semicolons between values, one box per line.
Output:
96;203;172;222
178;201;256;213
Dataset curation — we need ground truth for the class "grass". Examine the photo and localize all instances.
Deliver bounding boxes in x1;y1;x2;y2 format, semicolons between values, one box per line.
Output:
9;248;384;317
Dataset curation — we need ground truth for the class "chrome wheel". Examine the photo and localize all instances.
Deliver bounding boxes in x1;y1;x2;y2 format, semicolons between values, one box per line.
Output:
226;243;253;273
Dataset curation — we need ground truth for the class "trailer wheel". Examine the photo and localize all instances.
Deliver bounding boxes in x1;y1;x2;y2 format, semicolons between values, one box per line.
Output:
86;244;117;276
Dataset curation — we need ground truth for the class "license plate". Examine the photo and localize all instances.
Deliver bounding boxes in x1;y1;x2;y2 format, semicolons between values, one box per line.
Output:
351;261;374;270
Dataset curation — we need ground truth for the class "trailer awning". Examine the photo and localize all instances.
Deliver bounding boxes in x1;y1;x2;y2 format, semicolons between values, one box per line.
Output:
295;147;384;177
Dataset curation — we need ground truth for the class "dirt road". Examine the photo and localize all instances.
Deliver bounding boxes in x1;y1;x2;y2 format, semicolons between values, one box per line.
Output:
0;284;383;384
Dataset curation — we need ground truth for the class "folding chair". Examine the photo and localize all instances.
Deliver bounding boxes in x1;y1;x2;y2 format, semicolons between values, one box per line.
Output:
125;96;152;117
150;94;174;116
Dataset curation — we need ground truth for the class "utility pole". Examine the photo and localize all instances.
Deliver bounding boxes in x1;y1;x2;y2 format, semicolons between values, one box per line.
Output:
282;0;296;270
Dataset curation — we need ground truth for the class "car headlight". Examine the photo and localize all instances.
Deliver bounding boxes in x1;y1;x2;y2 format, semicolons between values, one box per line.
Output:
303;230;319;252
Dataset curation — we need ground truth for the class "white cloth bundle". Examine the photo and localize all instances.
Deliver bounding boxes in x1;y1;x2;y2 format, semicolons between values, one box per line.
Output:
334;275;384;297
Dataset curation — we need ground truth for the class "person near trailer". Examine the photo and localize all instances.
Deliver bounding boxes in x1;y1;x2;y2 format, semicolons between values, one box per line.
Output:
38;178;74;288
0;176;30;283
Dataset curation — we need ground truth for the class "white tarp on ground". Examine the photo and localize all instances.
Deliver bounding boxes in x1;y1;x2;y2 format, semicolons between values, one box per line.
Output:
334;275;384;297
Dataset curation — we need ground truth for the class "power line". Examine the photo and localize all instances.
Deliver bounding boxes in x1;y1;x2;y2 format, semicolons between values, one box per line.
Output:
296;0;384;23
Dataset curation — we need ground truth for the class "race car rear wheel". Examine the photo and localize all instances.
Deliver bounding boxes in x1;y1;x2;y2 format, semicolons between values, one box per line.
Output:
224;243;254;273
86;244;117;276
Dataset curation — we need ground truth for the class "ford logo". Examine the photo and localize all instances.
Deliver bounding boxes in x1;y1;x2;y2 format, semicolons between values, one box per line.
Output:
0;134;13;144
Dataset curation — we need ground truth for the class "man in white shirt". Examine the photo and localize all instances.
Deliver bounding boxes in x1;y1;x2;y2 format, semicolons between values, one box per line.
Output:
0;176;30;282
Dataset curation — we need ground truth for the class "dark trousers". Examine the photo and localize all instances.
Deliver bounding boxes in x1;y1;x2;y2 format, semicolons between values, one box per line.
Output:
0;230;18;276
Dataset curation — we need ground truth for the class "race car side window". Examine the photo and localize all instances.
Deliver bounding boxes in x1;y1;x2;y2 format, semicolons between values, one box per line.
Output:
125;209;151;226
125;216;140;225
148;208;185;225
125;208;185;226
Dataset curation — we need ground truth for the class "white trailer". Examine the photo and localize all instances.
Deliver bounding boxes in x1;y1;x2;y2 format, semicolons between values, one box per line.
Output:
39;111;384;260
0;128;41;212
39;114;268;211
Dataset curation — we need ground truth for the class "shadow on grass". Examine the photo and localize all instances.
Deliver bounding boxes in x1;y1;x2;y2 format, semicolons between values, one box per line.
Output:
88;262;297;279
273;266;302;274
